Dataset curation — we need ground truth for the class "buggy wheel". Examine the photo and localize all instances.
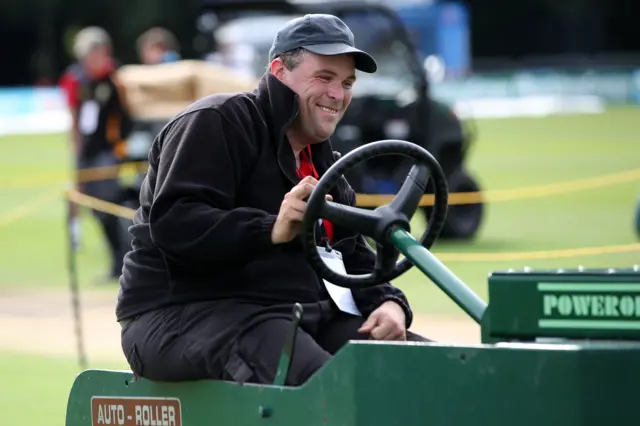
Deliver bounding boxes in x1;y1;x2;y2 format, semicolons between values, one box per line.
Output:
423;167;483;240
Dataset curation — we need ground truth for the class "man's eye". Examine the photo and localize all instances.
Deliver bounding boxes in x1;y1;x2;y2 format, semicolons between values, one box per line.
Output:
319;76;331;81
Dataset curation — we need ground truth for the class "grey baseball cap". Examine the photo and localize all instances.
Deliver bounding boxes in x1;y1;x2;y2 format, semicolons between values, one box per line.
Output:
269;14;378;73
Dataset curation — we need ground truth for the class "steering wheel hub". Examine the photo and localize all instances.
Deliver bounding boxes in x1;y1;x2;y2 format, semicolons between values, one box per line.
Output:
371;204;411;243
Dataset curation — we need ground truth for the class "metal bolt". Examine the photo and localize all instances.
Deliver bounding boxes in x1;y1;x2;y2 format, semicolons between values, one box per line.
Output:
259;406;272;418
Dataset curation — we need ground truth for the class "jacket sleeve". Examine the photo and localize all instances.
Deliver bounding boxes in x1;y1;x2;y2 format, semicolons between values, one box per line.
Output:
336;182;414;329
148;108;278;267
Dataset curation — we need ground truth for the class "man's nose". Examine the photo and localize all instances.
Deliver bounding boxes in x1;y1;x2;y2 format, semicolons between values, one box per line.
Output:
327;83;344;102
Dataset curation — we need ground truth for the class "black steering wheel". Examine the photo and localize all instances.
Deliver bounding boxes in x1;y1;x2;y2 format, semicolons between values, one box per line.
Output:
302;139;449;289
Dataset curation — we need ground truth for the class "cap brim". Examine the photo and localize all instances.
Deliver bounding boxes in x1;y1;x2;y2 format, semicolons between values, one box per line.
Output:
303;43;377;73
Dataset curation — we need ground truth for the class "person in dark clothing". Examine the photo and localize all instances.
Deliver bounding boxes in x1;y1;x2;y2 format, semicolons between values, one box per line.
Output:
59;26;134;281
118;14;430;386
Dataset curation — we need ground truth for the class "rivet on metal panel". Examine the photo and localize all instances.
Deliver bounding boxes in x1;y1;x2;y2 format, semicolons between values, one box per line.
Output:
259;406;272;418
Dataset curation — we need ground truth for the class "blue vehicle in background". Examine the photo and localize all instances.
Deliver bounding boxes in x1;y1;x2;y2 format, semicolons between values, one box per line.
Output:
393;0;471;80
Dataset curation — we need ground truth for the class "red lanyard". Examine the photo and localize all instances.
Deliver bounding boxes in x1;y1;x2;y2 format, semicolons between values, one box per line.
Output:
296;146;319;180
295;146;334;244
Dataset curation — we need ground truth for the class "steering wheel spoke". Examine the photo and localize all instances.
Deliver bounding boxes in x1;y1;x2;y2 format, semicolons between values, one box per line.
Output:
389;163;430;220
374;242;401;276
321;200;381;239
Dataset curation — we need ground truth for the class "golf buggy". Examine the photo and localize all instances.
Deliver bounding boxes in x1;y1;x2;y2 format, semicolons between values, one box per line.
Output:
66;139;640;426
199;0;482;239
121;0;483;239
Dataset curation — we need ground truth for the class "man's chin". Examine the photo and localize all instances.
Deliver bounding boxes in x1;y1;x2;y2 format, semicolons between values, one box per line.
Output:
313;132;335;143
313;125;338;142
299;121;338;143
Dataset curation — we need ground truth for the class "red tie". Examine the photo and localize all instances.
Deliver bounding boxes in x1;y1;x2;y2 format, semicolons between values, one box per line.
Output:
296;146;334;243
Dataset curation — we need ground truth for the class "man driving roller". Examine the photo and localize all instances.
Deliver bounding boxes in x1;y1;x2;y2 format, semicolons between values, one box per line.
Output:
117;13;430;386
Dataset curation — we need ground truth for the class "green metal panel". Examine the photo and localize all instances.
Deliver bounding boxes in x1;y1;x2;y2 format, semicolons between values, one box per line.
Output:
67;347;359;426
67;341;640;426
487;268;640;341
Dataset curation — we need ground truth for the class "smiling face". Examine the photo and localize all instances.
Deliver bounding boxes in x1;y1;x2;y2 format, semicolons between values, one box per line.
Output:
270;49;356;148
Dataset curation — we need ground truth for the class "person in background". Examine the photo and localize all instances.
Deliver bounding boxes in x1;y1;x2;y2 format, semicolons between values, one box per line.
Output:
133;26;183;154
58;26;133;283
136;27;181;65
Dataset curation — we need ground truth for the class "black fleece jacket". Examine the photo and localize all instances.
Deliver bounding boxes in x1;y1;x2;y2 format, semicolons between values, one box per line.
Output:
115;71;413;328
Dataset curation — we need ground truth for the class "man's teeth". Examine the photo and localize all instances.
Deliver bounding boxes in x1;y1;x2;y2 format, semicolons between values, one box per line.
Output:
318;105;338;114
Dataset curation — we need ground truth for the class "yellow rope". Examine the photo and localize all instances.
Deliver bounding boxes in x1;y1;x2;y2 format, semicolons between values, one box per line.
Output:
61;188;640;262
3;164;640;206
4;164;639;262
65;188;136;220
0;161;147;189
437;242;640;262
356;167;640;206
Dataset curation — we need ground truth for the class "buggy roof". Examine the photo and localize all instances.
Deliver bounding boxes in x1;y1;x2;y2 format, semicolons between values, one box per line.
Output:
214;14;300;45
199;0;386;7
199;0;396;15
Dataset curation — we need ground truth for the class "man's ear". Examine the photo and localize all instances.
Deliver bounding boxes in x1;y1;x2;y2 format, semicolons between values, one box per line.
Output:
269;58;287;80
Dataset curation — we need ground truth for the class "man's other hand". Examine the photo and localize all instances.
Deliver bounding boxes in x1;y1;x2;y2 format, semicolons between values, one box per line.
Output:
271;175;332;244
358;300;407;341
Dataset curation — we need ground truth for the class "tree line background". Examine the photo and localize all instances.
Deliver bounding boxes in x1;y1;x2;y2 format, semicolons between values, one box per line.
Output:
1;0;639;86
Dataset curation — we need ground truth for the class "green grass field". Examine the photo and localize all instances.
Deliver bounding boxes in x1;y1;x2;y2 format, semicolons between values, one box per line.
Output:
1;107;640;425
0;351;128;425
2;108;639;300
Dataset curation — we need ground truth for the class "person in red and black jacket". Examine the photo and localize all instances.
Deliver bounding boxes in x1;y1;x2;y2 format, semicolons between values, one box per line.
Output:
117;14;431;386
59;26;133;282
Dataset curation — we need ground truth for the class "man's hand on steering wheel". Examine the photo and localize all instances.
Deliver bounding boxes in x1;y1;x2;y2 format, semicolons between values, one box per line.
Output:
271;176;333;244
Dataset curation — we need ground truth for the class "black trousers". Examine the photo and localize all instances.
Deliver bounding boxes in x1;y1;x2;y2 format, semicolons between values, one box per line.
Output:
121;299;430;386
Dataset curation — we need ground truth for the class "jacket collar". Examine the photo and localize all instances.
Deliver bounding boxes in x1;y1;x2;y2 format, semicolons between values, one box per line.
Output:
255;71;299;146
254;71;337;184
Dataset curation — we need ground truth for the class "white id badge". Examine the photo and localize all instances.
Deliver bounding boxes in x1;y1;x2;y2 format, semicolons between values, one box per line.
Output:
78;100;100;135
318;247;362;316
